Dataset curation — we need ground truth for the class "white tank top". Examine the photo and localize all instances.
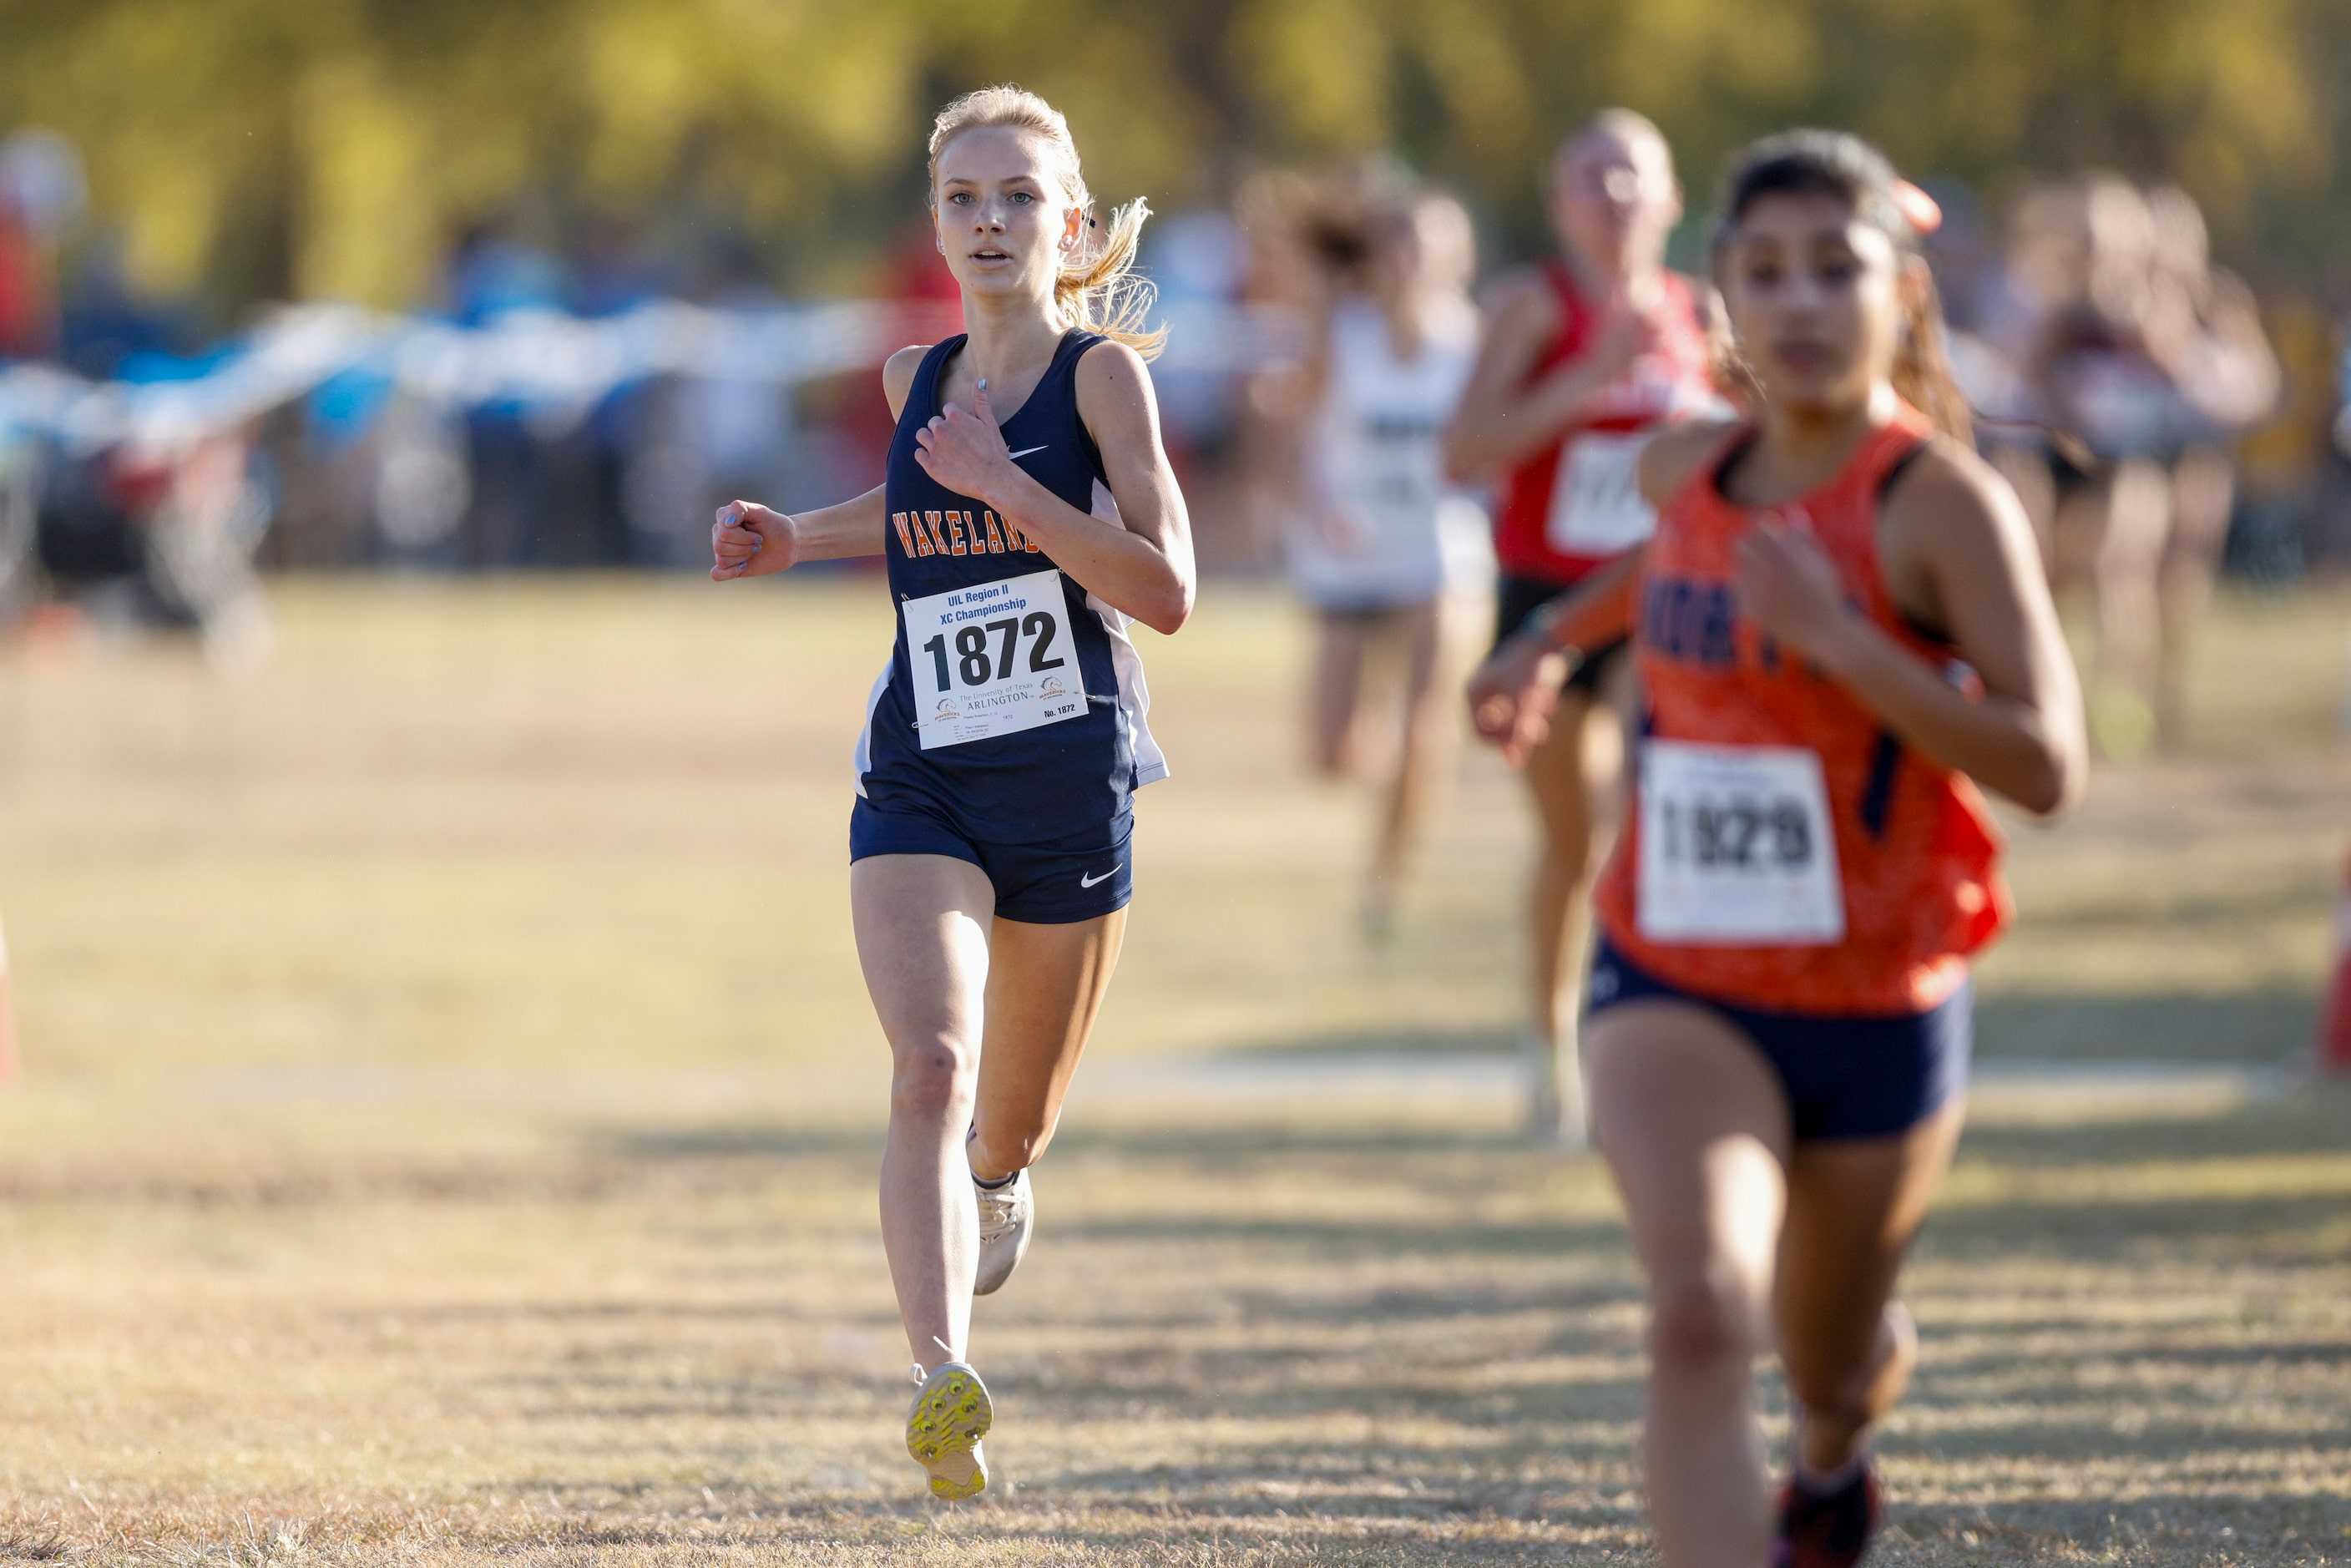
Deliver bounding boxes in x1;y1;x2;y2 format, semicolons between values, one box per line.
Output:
1286;295;1492;609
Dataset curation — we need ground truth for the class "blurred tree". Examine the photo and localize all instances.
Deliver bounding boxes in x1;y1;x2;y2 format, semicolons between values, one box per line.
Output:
0;0;2342;316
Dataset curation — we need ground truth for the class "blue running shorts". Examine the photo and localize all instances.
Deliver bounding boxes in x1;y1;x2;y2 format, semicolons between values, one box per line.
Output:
850;796;1132;924
1586;937;1972;1142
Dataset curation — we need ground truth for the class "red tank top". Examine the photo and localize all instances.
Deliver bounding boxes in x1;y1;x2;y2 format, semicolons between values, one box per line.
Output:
1492;262;1718;584
1594;403;2010;1015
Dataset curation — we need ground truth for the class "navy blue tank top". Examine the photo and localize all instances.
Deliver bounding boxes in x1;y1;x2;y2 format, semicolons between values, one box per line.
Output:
854;331;1167;844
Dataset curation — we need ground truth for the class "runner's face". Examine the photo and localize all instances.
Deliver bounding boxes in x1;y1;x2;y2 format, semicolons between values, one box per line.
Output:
933;127;1083;306
1550;133;1677;276
1718;191;1901;417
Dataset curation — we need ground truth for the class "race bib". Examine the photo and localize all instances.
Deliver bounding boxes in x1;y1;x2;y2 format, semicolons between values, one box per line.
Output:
1637;739;1844;943
902;569;1087;750
1546;431;1657;557
1341;427;1443;546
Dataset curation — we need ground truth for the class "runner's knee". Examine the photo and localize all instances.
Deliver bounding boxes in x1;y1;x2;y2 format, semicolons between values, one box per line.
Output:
1649;1267;1763;1373
890;1038;978;1120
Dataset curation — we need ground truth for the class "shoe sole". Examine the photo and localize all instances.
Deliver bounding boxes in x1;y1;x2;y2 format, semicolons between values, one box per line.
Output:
907;1368;993;1500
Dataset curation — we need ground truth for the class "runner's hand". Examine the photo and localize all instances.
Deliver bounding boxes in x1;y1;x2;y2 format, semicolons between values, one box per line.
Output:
1732;518;1858;663
915;377;1016;505
1537;298;1661;419
711;500;796;581
1469;632;1573;767
1580;299;1663;387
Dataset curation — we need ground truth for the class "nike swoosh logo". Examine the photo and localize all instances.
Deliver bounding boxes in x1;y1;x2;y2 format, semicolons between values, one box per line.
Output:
1079;867;1117;888
1007;445;1048;460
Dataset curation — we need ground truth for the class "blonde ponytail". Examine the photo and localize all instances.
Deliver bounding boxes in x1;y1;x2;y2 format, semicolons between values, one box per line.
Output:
928;85;1167;359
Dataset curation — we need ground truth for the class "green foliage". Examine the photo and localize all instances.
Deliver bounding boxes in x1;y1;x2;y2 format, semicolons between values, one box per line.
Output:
0;0;2343;312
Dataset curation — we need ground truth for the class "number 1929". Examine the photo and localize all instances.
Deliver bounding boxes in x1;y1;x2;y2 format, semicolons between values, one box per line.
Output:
1659;797;1813;868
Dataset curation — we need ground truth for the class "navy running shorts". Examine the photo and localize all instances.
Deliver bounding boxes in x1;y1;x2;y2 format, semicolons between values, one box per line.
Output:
1585;937;1972;1142
1494;571;1628;700
849;795;1133;924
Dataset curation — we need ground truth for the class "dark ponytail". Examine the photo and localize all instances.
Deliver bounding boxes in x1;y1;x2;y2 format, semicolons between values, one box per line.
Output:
1711;129;1974;446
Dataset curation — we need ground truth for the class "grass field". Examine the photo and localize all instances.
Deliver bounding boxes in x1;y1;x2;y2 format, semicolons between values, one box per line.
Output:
0;574;2345;1565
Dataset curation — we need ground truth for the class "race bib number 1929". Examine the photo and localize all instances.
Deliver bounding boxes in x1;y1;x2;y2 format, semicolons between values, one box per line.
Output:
902;569;1086;750
1636;739;1844;943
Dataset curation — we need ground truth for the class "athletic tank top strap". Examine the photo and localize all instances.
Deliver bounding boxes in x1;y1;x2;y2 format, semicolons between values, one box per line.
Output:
1540;259;1591;356
913;330;1107;472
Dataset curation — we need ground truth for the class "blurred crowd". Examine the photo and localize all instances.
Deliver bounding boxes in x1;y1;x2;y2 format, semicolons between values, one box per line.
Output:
0;127;2347;698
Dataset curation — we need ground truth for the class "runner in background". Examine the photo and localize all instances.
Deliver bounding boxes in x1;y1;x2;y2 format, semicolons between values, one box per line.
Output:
2028;176;2278;756
1445;111;1723;1144
2141;185;2279;746
1251;173;1492;938
1470;129;2086;1567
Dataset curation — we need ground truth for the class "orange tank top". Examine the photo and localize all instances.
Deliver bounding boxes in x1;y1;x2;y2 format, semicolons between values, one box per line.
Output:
1594;402;2010;1016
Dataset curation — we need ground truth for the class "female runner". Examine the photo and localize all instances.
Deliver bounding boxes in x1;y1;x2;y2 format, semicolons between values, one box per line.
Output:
710;84;1192;1501
1256;178;1490;938
1470;131;2086;1565
1444;110;1722;1145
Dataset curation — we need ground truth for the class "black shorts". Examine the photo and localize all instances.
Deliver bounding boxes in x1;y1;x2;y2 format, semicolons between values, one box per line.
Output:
849;796;1132;923
1586;938;1972;1142
1494;571;1628;698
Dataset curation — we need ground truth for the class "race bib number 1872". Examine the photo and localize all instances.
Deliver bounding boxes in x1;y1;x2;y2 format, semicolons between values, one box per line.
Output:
1636;739;1845;944
902;568;1087;750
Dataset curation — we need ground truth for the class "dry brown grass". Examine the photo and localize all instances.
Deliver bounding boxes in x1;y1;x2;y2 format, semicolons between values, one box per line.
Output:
0;577;2342;1565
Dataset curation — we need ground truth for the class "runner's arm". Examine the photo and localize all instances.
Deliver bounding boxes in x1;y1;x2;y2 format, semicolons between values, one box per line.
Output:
1466;549;1643;766
1464;422;1727;762
711;345;929;580
1732;443;2087;817
915;340;1195;635
1443;273;1647;482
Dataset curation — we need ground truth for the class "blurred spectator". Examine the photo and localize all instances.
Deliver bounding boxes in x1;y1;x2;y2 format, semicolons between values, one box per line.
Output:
0;129;83;362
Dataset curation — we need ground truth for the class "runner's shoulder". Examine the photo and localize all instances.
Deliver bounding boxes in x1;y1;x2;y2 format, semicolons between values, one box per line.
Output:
1883;431;2030;556
1074;335;1154;394
1638;417;1743;508
882;344;933;420
1074;337;1158;451
1475;266;1565;335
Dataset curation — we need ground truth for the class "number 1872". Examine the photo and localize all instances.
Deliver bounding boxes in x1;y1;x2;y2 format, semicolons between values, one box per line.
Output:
922;614;1064;690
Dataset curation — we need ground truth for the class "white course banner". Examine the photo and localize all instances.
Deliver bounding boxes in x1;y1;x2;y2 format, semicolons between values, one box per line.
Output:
1636;738;1845;944
902;568;1087;750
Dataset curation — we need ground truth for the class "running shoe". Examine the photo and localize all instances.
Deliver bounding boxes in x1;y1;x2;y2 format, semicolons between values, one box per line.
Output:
1772;1459;1883;1568
973;1167;1034;1296
905;1360;993;1500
